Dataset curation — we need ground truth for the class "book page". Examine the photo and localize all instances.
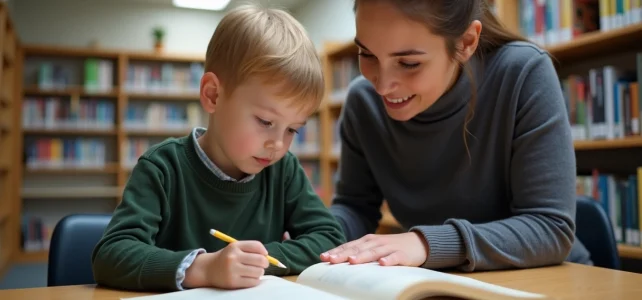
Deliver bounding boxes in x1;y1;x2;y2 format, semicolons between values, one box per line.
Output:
296;262;548;300
121;276;347;300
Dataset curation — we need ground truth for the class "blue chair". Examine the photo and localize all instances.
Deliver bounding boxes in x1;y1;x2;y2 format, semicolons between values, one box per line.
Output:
574;195;621;270
47;214;112;286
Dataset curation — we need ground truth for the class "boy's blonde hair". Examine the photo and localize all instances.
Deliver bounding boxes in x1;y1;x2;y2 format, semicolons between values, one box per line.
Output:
205;4;324;112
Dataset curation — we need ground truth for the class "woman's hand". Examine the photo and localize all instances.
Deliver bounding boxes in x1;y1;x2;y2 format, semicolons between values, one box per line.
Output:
320;232;430;267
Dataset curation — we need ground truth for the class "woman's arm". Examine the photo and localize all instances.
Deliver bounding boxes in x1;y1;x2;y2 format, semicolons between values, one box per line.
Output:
330;79;385;242
411;51;577;271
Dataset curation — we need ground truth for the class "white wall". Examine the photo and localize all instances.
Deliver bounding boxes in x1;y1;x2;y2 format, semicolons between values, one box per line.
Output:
293;0;356;51
10;0;224;54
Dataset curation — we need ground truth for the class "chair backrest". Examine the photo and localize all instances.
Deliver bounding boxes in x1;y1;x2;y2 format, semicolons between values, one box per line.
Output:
575;195;621;270
47;214;111;287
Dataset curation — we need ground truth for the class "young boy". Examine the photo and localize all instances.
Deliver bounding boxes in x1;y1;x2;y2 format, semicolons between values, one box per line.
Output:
91;4;345;292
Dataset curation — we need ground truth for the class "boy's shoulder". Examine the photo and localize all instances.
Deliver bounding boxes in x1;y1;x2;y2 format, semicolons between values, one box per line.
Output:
137;135;190;167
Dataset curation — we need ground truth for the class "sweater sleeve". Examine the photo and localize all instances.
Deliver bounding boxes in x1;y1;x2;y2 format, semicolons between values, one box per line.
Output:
411;52;577;271
263;154;346;276
91;158;195;291
329;82;386;241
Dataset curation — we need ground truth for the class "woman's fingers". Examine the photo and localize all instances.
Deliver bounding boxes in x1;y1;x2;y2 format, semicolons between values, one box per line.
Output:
322;237;381;264
348;245;394;265
378;250;403;266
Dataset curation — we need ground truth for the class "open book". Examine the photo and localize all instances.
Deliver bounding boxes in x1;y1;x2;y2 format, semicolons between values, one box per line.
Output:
123;262;553;300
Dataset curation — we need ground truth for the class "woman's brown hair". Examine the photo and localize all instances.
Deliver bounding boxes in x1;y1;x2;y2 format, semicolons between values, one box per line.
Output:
354;0;529;160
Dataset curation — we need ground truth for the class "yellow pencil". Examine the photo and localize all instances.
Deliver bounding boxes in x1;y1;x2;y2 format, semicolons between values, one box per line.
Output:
209;229;287;269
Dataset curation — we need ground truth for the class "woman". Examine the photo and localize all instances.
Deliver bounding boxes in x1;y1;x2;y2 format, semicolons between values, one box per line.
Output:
319;0;593;271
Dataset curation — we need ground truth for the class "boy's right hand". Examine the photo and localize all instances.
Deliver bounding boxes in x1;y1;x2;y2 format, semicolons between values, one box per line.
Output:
183;241;270;289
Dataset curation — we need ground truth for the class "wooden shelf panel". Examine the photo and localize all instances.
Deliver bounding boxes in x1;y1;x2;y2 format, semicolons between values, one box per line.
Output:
23;128;117;136
125;129;190;137
126;92;199;101
23;86;119;98
617;245;642;260
0;210;9;224
15;250;48;263
573;137;642;151
23;44;120;59
546;23;642;64
126;52;204;63
21;186;122;199
24;163;120;175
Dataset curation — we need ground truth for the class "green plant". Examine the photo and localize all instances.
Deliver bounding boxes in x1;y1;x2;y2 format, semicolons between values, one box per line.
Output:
152;27;165;43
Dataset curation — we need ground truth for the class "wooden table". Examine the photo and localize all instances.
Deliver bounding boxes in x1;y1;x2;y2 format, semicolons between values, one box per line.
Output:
0;263;641;299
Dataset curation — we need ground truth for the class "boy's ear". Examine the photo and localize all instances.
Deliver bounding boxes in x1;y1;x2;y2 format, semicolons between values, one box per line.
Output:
200;72;220;113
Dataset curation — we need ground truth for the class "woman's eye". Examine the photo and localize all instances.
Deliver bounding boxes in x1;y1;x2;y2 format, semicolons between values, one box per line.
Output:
256;117;272;127
399;61;420;69
358;51;375;58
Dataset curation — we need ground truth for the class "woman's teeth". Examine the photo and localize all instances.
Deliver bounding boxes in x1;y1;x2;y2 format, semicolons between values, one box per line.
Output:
386;95;414;103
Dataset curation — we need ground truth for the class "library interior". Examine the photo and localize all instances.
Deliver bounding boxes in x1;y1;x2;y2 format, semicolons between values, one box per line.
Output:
1;0;642;299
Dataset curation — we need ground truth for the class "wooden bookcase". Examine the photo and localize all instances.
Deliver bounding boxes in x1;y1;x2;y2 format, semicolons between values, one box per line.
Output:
317;0;642;261
0;2;20;277
5;42;322;264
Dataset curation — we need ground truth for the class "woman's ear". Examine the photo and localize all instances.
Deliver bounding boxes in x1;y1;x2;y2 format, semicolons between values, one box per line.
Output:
457;20;482;62
200;72;220;114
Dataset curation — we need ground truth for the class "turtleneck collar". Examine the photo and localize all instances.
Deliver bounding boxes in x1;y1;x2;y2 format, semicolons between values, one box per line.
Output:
408;54;485;127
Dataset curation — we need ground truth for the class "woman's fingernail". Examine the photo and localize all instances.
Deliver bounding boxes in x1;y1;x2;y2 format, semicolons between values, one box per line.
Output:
330;255;337;259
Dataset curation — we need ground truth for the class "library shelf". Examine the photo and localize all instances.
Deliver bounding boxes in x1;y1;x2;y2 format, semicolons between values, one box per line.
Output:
14;250;48;263
125;92;200;101
23;86;119;98
126;51;204;63
22;44;120;59
573;137;642;151
293;153;321;160
23;163;120;175
21;186;123;199
0;119;9;133
546;23;642;64
617;245;642;260
0;210;8;224
22;129;118;136
125;129;191;137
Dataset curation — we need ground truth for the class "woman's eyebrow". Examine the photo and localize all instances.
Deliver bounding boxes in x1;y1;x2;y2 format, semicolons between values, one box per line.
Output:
354;38;426;57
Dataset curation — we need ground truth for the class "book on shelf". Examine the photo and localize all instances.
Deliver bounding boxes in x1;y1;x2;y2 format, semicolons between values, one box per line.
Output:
21;216;52;253
519;0;642;47
125;62;203;95
290;115;319;155
22;96;115;130
561;52;642;141
25;137;107;169
124;262;550;300
576;167;642;246
37;58;114;92
124;102;203;131
330;56;360;103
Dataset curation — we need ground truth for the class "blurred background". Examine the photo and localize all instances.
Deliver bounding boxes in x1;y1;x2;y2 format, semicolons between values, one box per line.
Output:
1;0;642;289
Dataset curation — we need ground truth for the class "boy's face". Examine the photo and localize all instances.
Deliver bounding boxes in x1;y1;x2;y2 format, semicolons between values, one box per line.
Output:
200;73;314;180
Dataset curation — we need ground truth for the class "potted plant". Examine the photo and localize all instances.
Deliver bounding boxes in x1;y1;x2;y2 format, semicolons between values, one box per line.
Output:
152;26;165;52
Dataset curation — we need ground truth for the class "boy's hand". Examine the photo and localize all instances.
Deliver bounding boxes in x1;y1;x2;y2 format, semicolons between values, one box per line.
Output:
183;241;270;289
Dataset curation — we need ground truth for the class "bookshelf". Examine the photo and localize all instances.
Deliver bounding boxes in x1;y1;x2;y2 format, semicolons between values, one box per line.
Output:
318;0;642;260
5;42;323;264
0;2;19;277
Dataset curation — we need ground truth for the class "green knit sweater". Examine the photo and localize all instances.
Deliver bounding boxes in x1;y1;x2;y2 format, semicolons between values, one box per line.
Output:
91;134;345;291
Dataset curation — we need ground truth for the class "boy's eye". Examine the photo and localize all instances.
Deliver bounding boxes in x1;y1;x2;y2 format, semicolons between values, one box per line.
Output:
288;128;299;134
255;117;272;127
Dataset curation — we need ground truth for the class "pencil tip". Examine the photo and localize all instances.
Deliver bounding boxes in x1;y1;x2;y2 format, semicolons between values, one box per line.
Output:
278;262;287;269
209;229;216;235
